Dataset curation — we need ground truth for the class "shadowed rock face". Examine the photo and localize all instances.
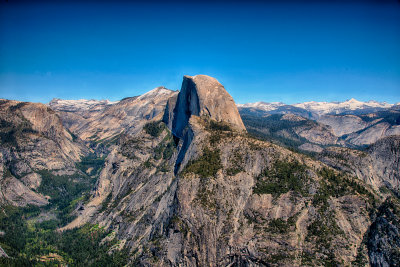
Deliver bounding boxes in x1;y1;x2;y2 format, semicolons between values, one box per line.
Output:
170;75;246;138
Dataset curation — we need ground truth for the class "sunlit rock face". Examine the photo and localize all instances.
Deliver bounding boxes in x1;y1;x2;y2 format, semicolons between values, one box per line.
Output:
170;75;246;138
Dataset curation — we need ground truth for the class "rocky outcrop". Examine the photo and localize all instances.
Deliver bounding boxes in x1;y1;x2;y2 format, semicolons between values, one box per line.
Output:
344;122;400;146
367;199;400;267
367;136;400;190
298;143;323;153
167;75;246;138
162;75;246;173
319;135;400;193
318;114;369;136
52;87;178;144
162;93;178;130
0;100;88;206
293;122;338;145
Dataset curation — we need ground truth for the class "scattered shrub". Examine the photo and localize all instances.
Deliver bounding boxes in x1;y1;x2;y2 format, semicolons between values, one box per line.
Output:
253;160;308;197
144;121;164;137
183;147;222;178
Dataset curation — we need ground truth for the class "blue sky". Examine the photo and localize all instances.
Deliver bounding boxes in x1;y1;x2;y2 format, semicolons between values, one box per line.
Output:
0;1;399;104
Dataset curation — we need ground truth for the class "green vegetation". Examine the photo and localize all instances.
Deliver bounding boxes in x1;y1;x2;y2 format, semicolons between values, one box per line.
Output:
143;159;153;168
157;162;170;173
120;137;141;159
0;153;124;265
76;153;106;176
9;102;27;111
226;149;244;176
303;168;378;265
241;113;311;149
0;119;37;147
0;114;128;266
202;118;233;145
312;168;377;212
66;128;78;142
154;132;176;161
253;160;308;198
360;109;400;125
267;215;297;234
93;134;121;148
306;218;343;246
304;215;344;266
195;177;217;210
0;206;129;266
267;253;294;263
36;169;95;225
99;192;113;213
352;243;369;267
183;147;222;178
144;121;164;137
206;119;232;132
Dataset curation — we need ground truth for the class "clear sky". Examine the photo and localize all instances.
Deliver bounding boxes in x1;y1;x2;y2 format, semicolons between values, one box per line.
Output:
1;0;399;104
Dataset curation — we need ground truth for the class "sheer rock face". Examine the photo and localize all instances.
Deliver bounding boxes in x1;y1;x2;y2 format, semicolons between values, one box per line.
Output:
319;135;400;192
169;75;246;138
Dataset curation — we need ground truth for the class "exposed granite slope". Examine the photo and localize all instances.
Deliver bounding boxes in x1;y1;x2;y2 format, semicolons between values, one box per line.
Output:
319;135;400;192
50;87;178;143
0;100;88;206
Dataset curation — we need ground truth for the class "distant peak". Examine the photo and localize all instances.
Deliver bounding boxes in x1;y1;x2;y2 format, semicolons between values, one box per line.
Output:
48;98;118;112
48;98;61;104
346;98;361;103
138;86;175;100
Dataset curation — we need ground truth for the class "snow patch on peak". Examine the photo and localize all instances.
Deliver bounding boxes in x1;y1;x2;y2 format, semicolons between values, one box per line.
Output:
237;101;285;111
48;98;118;112
293;99;394;115
239;98;395;116
347;98;360;103
137;86;175;101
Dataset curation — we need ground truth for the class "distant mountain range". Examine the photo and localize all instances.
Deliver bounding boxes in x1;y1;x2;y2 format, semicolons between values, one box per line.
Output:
51;98;398;116
238;98;398;117
47;96;400;150
237;99;400;151
49;98;118;112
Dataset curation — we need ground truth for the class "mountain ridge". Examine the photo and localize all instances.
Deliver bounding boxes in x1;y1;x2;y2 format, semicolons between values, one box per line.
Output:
238;98;396;116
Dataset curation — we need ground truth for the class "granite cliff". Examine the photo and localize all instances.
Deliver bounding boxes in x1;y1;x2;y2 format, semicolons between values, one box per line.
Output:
61;75;395;266
167;75;245;138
